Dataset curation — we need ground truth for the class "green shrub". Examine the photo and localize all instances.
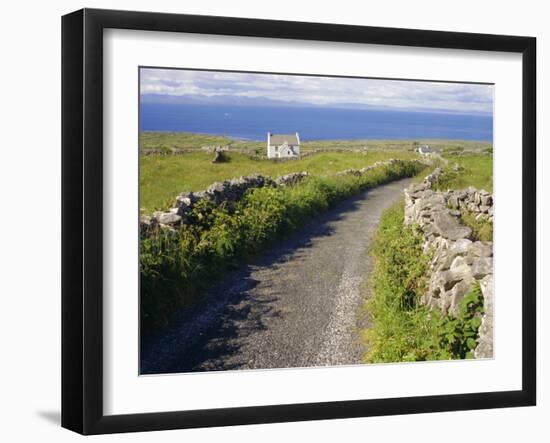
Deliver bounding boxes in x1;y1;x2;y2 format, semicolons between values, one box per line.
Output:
438;285;484;359
140;160;425;332
364;203;485;363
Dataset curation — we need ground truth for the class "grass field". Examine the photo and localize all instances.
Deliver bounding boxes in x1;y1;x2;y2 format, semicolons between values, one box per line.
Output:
435;154;493;192
140;131;232;153
140;150;419;212
140;131;493;155
139;131;493;212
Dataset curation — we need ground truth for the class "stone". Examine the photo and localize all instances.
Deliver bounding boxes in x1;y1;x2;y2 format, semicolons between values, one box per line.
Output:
448;194;460;209
211;147;226;163
432;211;472;240
139;215;156;235
449;238;473;256
471;257;493;279
176;195;192;206
469;241;493;258
438;241;472;270
157;212;182;225
207;181;226;194
450;255;468;269
449;279;473;315
474;192;482;205
440;264;473;291
480;194;493;206
275;172;310;186
474;275;494;359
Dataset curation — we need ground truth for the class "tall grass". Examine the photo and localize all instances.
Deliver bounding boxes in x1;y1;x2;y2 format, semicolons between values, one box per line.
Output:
363;203;485;363
141;160;425;332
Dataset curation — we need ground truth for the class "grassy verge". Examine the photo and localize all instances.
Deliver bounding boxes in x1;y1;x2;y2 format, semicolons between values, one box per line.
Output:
363;202;484;363
140;150;419;212
140;160;425;332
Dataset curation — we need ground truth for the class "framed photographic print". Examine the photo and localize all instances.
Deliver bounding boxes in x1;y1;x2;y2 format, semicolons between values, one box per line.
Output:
61;8;536;435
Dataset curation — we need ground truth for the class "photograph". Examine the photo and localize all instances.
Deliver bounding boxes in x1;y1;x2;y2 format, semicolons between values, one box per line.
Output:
138;67;494;375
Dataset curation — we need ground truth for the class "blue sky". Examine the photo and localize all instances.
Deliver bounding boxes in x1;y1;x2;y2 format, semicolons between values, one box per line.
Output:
140;68;493;114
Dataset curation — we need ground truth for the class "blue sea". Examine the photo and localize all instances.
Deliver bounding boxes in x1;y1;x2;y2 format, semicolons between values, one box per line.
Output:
140;103;493;142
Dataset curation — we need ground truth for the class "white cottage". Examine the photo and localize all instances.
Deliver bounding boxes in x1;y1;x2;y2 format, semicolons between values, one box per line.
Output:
417;145;435;156
267;132;300;159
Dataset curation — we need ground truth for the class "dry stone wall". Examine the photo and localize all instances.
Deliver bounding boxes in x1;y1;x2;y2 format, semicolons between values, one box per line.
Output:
447;187;494;223
140;158;412;234
404;169;494;358
140;172;309;234
335;158;414;177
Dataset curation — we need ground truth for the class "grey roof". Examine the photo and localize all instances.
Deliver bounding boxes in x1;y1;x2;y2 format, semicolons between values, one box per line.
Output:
269;133;299;145
419;145;435;152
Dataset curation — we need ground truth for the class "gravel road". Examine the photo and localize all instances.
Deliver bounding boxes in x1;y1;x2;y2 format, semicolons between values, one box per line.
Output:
141;177;412;374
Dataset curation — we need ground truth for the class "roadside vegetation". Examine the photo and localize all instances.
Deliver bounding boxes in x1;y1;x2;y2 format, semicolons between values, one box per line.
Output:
140;150;418;212
140;160;425;332
363;203;484;362
460;211;493;242
434;153;493;192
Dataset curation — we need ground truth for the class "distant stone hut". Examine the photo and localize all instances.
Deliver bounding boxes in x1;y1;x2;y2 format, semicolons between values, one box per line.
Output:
267;132;300;159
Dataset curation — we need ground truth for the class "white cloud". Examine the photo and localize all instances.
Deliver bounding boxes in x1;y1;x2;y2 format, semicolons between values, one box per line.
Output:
140;68;493;114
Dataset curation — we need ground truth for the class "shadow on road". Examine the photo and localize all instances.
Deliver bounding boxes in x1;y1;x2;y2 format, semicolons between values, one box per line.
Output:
140;190;371;374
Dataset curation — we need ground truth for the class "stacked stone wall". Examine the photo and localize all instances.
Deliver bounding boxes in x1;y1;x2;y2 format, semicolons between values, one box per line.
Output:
140;158;412;233
404;170;494;358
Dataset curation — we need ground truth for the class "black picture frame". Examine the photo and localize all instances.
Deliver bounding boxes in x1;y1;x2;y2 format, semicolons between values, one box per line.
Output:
61;8;536;435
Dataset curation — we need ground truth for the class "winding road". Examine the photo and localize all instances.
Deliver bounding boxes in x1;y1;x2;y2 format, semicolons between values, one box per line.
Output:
141;177;412;374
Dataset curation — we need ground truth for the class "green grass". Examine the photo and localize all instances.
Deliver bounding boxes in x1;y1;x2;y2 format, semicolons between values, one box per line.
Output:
140;131;233;153
140;131;493;155
363;202;485;363
460;212;493;242
140;150;419;212
300;138;492;153
140;160;426;332
435;154;493;192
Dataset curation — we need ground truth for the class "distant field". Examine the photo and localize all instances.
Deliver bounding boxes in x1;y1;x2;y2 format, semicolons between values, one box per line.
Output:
140;132;232;153
436;154;493;192
140;131;493;155
140;150;418;212
139;131;493;212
